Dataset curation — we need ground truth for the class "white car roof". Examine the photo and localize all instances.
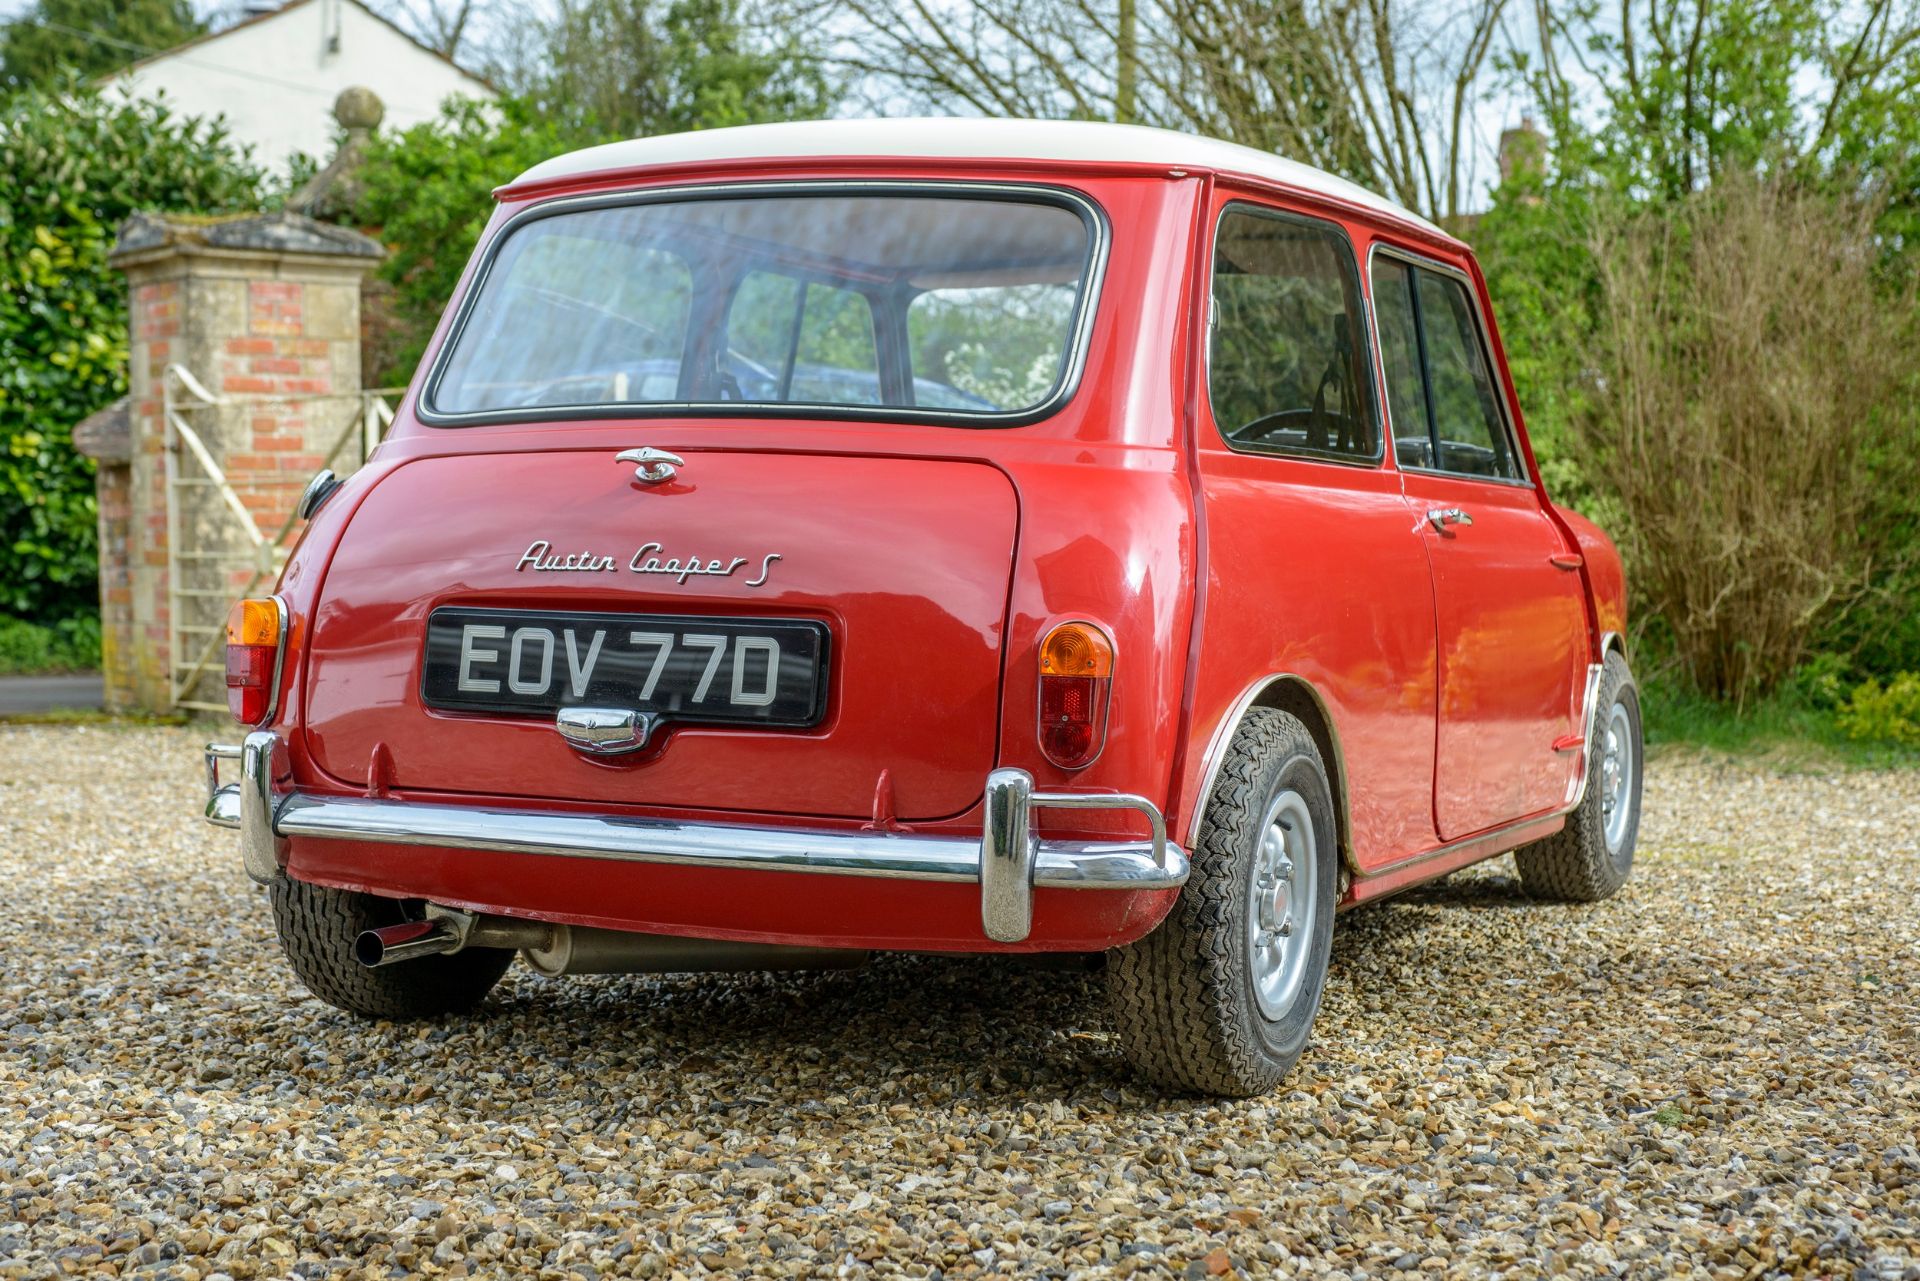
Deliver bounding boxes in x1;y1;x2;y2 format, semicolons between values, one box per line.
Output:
508;118;1445;237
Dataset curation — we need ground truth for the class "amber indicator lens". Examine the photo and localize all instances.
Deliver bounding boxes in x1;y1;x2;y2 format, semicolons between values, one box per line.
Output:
225;598;283;725
227;597;281;647
1039;622;1114;677
1037;621;1113;768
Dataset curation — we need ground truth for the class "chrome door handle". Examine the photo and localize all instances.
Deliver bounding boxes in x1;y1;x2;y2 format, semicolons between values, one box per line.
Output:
1426;507;1474;533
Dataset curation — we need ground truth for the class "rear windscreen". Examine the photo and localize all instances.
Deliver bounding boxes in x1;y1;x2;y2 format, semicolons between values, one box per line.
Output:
427;189;1100;422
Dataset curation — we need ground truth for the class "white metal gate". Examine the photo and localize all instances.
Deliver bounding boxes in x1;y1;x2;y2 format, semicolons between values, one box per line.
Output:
162;363;398;713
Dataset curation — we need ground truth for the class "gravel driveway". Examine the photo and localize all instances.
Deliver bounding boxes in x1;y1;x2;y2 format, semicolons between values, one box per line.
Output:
3;725;1916;1279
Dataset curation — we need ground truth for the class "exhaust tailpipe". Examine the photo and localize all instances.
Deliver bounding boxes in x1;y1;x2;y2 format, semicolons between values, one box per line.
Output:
354;919;462;968
356;910;556;968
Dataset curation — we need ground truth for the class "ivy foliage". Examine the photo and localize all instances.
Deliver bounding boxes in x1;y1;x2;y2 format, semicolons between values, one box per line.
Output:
0;77;261;620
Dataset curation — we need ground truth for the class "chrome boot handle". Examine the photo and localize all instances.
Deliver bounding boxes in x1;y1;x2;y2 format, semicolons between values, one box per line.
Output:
615;447;685;485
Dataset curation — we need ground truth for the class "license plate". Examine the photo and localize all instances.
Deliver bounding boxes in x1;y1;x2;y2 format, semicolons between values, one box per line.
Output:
421;607;828;726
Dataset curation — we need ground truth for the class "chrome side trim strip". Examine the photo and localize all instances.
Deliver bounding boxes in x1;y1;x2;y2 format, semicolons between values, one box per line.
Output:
204;741;1187;944
1566;657;1632;813
1350;808;1564;884
1563;660;1606;808
251;594;290;729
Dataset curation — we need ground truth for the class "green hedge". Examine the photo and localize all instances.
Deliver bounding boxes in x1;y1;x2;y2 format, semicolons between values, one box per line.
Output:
0;76;260;623
0;612;100;674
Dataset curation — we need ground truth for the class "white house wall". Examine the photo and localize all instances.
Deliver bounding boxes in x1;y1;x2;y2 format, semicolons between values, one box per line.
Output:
109;0;493;175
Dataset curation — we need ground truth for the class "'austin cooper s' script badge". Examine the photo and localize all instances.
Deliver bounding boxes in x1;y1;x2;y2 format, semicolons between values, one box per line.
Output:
516;539;782;588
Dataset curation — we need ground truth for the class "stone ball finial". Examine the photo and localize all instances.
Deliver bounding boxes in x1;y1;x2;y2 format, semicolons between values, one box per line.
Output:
334;86;384;132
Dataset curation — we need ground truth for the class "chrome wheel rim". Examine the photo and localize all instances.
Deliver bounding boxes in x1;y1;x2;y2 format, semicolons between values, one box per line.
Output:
1600;701;1635;853
1248;789;1317;1021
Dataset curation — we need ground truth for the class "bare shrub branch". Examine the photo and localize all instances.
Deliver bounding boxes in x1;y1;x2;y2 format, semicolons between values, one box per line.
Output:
1579;176;1920;703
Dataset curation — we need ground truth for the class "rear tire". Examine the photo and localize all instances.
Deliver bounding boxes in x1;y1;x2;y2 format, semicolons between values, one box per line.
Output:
1515;651;1641;902
1106;708;1338;1097
270;878;511;1019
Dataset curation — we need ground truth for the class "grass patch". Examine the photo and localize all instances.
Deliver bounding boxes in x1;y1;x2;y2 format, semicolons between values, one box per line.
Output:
0;613;101;675
1642;680;1920;768
0;707;188;728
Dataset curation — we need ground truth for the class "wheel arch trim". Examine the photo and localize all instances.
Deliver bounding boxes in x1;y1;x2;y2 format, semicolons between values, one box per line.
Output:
1185;673;1357;876
1566;640;1636;813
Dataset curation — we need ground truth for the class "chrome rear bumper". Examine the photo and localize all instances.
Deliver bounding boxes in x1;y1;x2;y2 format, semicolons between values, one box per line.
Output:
204;731;1187;944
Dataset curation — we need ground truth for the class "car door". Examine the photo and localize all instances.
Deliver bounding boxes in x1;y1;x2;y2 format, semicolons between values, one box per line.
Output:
1369;247;1588;839
1191;200;1442;869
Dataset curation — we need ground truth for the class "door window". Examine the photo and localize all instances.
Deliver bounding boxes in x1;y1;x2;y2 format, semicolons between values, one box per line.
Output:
725;272;881;405
1208;205;1380;463
1370;256;1523;481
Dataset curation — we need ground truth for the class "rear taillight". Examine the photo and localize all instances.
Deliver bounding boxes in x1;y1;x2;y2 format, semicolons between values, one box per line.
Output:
1037;621;1113;769
226;596;286;726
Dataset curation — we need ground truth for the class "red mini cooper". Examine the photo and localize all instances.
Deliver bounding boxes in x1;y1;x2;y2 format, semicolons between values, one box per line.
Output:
205;119;1640;1096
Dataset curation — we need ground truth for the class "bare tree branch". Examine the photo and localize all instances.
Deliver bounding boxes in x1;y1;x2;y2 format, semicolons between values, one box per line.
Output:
813;0;1519;221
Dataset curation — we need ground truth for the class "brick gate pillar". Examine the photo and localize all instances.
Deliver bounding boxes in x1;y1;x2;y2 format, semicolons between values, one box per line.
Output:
103;212;384;713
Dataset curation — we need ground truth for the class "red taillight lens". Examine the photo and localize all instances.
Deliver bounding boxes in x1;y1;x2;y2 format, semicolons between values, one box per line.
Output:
1037;621;1113;769
225;597;284;725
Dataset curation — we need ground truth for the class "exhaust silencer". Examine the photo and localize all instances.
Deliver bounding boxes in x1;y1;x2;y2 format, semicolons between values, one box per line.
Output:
525;924;867;977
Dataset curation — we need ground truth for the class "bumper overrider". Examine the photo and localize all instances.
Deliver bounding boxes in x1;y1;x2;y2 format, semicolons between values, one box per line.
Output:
204;732;1189;944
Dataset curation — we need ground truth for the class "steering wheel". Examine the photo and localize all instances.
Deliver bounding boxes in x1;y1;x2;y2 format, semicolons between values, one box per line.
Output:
500;371;626;409
1230;407;1351;447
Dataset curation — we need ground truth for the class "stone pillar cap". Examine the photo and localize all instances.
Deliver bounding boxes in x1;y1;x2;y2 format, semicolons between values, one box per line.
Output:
72;397;132;465
110;210;384;265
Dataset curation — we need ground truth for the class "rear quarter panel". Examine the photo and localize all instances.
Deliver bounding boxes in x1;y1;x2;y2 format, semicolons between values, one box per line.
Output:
1555;504;1628;642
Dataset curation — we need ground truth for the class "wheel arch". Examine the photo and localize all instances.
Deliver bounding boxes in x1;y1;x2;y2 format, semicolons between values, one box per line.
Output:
1188;675;1358;879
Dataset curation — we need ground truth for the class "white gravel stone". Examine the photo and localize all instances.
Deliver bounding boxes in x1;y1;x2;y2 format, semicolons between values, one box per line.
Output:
2;724;1917;1278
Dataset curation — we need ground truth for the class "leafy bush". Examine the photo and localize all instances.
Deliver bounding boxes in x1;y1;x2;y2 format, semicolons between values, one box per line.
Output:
1788;651;1852;712
0;77;261;622
352;98;587;387
1838;673;1920;748
0;612;100;674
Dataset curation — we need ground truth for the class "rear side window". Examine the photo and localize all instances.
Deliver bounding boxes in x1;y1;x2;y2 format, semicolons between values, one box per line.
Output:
909;284;1077;411
1207;205;1380;463
1370;256;1522;481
